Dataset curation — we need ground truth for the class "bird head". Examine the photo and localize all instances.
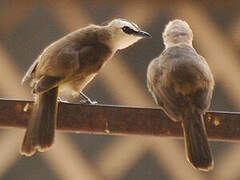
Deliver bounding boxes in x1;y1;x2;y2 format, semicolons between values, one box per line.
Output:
106;18;151;50
163;19;193;48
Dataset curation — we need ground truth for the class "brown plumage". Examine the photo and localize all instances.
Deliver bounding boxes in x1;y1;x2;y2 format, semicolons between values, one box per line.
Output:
21;19;151;156
147;20;214;171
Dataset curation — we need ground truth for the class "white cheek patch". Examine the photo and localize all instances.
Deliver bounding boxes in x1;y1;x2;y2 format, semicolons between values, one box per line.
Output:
117;36;142;50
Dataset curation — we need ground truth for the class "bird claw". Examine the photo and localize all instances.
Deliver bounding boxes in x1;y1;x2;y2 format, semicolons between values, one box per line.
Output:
79;99;98;105
90;101;98;105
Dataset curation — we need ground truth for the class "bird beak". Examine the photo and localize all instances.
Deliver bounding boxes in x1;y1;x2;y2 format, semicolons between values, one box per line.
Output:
136;30;152;38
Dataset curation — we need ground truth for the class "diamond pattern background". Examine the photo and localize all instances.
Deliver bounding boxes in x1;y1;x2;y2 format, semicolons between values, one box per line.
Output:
0;1;240;179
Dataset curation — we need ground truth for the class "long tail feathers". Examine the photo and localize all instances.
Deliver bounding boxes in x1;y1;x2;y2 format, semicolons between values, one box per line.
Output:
21;87;58;156
182;111;213;171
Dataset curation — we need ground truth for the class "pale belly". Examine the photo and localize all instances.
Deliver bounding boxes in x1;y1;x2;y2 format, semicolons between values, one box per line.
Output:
59;73;97;98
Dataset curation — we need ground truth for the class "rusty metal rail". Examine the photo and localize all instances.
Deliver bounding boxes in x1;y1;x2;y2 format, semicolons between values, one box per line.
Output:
0;98;239;142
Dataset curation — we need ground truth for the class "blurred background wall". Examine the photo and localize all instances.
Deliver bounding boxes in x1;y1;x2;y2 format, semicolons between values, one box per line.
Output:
0;0;240;179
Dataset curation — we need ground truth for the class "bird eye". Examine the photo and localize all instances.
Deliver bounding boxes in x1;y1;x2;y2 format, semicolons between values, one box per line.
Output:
122;26;134;34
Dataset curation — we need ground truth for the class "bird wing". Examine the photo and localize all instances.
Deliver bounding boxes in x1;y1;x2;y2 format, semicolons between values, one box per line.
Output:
31;45;80;94
148;46;213;121
32;43;111;94
147;58;164;107
147;47;191;121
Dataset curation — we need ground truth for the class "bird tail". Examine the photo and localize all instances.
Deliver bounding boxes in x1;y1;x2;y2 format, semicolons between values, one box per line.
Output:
181;110;213;171
21;87;58;156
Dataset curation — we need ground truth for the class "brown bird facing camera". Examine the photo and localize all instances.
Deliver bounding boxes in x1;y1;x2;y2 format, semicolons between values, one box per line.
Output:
21;18;151;156
147;19;214;171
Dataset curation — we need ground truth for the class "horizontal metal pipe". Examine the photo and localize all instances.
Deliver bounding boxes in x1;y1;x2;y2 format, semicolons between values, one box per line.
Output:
0;98;239;142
